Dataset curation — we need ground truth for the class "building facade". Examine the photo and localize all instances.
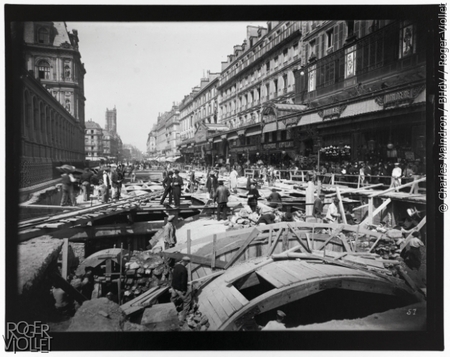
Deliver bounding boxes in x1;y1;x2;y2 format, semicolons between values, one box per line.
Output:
85;119;104;159
146;124;157;157
16;21;86;190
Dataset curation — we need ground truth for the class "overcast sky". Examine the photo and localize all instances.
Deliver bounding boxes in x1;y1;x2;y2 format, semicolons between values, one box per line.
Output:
66;22;267;152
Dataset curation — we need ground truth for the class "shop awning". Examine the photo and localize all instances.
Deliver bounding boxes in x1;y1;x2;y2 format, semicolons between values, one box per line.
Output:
213;137;222;143
227;132;238;140
262;121;286;133
245;127;262;137
296;113;322;127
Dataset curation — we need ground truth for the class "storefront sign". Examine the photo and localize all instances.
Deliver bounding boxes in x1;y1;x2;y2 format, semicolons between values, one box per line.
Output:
237;130;245;136
318;105;347;120
279;141;294;148
282;117;299;126
375;85;425;108
263;143;277;150
263;113;277;124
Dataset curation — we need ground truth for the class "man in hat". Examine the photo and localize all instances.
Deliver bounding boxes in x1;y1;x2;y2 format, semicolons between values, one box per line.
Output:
102;167;112;203
189;169;196;193
163;215;177;250
313;193;325;220
267;188;283;209
60;170;78;206
247;180;260;213
214;180;230;221
160;171;174;205
206;172;218;200
80;167;94;202
391;162;402;192
171;169;184;208
325;197;341;223
170;256;192;325
263;310;287;330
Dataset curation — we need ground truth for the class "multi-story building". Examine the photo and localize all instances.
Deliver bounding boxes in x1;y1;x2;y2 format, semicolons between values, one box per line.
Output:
14;21;86;193
84;120;104;160
285;19;426;166
211;22;304;165
178;71;223;165
164;104;181;158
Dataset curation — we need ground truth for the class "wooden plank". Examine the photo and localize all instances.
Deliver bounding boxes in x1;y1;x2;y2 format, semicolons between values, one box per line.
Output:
49;273;88;304
335;187;347;224
267;228;284;257
317;230;342;251
226;285;250;307
224;228;260;270
361;198;391;226
187;230;192;282
269;264;299;284
61;238;69;280
255;268;284;288
400;216;427;250
224;259;273;285
211;234;217;270
287;224;310;253
203;291;229;322
120;286;159;312
199;296;222;328
213;288;240;315
160;252;226;269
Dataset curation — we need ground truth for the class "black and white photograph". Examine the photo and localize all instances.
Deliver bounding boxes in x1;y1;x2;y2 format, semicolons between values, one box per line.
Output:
3;2;445;352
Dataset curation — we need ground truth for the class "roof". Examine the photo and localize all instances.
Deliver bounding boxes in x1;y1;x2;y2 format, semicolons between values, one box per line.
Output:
85;120;102;129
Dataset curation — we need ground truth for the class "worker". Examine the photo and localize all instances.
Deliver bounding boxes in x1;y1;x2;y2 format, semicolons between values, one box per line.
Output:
160;171;174;205
257;211;276;225
163;215;177;250
400;231;424;270
214;180;230;221
391;162;402;192
189;169;196;193
170;256;192;326
80;267;95;299
171;169;184;208
263;310;287;330
229;166;238;193
313;193;325;220
267;188;283;209
247;180;260;213
51;282;74;317
325;197;341;223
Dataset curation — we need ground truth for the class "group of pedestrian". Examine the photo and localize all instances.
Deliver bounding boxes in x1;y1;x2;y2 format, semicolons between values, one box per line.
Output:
159;169;184;207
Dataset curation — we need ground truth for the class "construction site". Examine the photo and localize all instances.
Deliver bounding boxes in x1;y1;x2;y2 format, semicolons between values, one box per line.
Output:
13;166;428;335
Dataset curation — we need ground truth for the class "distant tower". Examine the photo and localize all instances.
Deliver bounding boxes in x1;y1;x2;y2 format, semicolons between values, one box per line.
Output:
105;106;117;134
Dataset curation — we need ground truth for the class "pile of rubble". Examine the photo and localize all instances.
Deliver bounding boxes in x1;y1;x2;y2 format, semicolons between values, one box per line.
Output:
121;251;170;303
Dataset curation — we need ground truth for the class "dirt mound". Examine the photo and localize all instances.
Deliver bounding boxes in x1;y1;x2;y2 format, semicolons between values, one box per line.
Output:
67;298;126;331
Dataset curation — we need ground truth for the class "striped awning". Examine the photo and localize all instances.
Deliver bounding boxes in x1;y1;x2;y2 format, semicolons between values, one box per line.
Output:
213;137;222;143
263;121;286;133
227;132;238;140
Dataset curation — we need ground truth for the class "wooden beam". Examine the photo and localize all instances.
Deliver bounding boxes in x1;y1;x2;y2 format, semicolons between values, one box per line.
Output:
317;229;342;251
286;224;310;253
61;238;69;280
187;230;192;281
160;252;227;269
225;259;274;285
224;228;260;270
335;187;347;224
361;198;392;226
267;228;284;257
400;216;427;250
50;273;88;305
211;234;217;270
368;177;426;198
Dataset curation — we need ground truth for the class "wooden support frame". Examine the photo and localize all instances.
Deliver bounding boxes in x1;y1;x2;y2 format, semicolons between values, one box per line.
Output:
286;224;310;253
187;230;192;281
224;228;260;270
335;187;347;224
161;252;227;269
361;198;391;226
267;228;284;257
368;177;426;198
211;234;217;270
61;238;69;280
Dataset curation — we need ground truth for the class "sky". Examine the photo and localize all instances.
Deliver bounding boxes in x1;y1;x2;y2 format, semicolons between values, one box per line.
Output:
66;21;267;152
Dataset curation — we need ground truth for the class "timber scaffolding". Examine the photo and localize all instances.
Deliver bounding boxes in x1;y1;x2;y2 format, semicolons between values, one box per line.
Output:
160;221;425;331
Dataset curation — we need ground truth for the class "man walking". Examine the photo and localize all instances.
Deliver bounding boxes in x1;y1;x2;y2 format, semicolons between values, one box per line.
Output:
163;215;177;250
160;171;174;205
170;256;192;326
229;166;238;193
80;167;93;202
214;179;230;221
171;169;184;208
60;171;78;206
